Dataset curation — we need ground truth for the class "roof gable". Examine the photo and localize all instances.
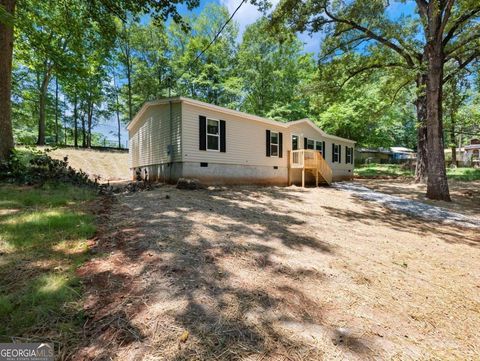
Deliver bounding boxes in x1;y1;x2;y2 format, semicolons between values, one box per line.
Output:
287;118;355;144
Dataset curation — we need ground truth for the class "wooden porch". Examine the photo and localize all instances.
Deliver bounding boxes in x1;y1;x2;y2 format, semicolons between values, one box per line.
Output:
288;149;332;187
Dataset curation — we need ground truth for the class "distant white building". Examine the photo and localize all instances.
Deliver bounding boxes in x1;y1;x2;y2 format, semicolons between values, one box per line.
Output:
390;147;416;161
464;141;480;167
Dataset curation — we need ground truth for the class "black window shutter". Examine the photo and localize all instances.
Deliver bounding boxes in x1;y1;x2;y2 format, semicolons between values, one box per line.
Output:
304;137;308;149
220;120;226;152
339;145;342;163
322;141;325;157
332;143;335;162
266;130;271;157
199;116;206;151
279;132;283;158
351;147;354;164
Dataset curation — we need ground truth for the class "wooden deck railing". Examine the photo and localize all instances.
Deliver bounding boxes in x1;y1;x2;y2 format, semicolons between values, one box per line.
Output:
288;149;332;186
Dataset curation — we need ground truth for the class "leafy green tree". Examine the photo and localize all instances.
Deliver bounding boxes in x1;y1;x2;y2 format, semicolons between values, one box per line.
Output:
443;72;470;166
0;0;199;160
237;18;315;120
311;58;417;148
271;0;480;201
170;3;241;106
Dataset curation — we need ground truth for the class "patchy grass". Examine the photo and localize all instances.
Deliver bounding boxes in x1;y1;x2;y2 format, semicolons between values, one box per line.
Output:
447;167;480;181
355;163;480;181
0;183;96;346
354;163;414;178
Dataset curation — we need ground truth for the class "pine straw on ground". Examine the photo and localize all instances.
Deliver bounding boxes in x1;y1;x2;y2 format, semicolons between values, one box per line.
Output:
73;185;480;360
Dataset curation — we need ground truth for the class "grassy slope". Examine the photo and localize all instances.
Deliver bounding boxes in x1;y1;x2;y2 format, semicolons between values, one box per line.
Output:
0;183;96;344
355;163;480;181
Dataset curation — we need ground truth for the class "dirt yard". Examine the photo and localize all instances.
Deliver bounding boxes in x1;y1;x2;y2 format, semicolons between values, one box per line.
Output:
74;185;480;360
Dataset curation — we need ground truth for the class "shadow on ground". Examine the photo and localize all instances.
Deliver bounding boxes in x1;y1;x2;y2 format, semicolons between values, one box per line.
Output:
73;186;374;360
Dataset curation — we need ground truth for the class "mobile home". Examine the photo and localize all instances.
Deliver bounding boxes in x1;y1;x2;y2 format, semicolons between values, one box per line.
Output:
127;97;355;186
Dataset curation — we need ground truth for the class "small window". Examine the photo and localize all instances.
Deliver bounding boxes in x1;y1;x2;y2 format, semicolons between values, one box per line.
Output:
207;119;219;151
334;144;339;162
270;132;279;157
346;147;352;164
292;135;299;150
307;139;315;150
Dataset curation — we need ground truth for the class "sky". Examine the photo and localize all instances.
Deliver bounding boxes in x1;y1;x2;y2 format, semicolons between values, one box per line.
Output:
98;0;417;145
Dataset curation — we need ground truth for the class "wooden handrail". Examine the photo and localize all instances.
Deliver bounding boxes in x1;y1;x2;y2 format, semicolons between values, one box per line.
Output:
289;149;332;185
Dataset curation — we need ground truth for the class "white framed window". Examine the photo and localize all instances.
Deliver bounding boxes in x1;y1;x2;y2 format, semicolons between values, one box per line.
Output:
292;134;299;150
307;139;315;149
315;140;323;154
206;118;220;151
270;131;279;157
334;144;339;162
346;147;354;164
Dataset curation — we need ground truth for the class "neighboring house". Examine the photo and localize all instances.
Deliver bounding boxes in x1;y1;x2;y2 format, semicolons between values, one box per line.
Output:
445;139;480;167
127;97;355;186
355;148;392;164
355;147;415;164
390;147;416;161
463;139;480;167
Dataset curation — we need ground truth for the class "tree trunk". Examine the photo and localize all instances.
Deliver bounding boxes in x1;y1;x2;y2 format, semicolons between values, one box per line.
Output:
113;73;122;149
87;101;92;148
73;95;78;147
54;78;59;144
124;39;133;121
450;116;456;166
415;74;428;183
37;70;51;145
0;0;16;161
81;110;86;148
425;43;450;201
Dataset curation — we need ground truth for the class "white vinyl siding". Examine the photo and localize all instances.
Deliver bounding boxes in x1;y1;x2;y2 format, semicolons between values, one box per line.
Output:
129;102;182;168
182;102;288;167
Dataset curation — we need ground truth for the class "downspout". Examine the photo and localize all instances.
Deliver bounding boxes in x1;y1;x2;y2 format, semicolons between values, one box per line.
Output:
169;99;173;182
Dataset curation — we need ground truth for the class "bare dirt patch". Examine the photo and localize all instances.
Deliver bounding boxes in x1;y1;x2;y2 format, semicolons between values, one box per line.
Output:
74;185;480;360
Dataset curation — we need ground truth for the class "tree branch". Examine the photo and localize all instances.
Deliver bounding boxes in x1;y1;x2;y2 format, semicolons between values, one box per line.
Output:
442;7;480;46
439;0;455;37
443;50;480;83
444;27;480;56
390;78;413;106
415;0;428;20
320;35;369;60
323;6;416;68
340;62;407;89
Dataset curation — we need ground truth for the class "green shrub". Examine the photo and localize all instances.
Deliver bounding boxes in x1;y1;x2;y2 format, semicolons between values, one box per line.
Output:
0;147;98;187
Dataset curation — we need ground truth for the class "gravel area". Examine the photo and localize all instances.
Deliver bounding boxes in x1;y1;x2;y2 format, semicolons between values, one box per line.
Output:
333;182;480;229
